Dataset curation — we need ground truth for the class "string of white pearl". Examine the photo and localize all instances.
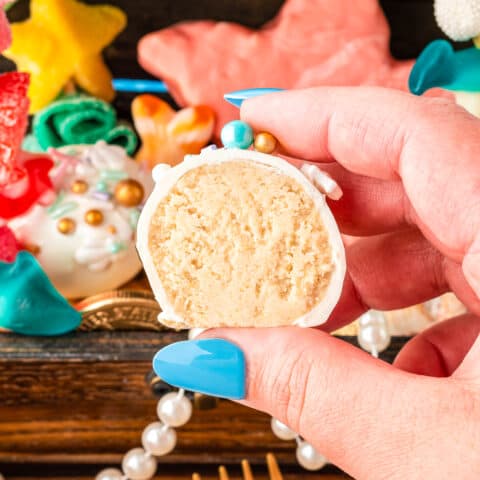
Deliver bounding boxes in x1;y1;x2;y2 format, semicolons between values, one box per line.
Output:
271;310;391;471
95;388;192;480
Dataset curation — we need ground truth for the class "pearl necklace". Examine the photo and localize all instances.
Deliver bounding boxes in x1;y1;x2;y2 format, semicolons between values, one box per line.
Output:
94;309;391;479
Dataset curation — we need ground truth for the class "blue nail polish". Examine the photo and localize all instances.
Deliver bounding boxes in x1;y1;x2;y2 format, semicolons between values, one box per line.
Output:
409;39;480;95
224;88;284;108
152;339;246;399
0;251;81;335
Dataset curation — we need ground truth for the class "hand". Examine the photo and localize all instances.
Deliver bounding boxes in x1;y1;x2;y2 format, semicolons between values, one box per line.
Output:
205;88;480;479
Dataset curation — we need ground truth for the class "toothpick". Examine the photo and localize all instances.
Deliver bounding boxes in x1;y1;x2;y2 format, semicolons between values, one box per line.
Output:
266;453;284;480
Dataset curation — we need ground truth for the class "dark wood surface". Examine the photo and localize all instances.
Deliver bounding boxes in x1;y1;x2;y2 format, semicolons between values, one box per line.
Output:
0;0;449;477
0;333;406;478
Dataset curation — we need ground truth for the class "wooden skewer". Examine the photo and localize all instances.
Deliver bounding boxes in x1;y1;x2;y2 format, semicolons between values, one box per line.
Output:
218;465;230;480
192;473;202;480
266;453;284;480
241;459;254;480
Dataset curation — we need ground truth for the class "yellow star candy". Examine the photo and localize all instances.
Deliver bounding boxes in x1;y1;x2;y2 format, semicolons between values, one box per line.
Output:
4;0;126;113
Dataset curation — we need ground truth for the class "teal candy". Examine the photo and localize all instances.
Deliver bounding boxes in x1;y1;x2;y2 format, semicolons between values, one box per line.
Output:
29;94;138;155
153;339;246;399
21;134;43;153
220;120;254;149
409;40;480;95
0;251;81;336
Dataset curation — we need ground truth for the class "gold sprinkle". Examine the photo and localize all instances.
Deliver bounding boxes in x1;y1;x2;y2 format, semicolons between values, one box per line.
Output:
57;217;76;235
84;209;104;226
254;132;277;154
114;178;144;207
70;179;88;194
107;225;117;235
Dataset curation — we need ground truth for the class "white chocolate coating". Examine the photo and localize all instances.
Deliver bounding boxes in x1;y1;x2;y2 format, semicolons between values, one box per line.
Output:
9;142;153;298
137;147;345;329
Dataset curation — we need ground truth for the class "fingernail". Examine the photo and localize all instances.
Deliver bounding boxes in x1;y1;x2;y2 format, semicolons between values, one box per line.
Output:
224;88;284;108
152;339;246;399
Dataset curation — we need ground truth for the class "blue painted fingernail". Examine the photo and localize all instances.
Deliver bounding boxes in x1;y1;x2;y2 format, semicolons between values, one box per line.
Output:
152;339;246;399
224;88;284;108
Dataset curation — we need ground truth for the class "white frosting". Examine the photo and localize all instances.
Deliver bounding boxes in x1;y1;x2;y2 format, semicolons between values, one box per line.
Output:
8;142;153;298
137;148;346;329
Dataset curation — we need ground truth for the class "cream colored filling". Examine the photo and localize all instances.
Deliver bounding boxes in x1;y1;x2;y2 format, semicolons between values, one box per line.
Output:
148;161;334;327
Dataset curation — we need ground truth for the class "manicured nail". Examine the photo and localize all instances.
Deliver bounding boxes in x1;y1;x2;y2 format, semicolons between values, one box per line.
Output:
153;339;246;399
224;88;284;108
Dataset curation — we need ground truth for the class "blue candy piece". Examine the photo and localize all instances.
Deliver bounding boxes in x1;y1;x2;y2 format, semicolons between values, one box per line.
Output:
112;78;168;93
224;88;284;108
409;40;480;95
220;120;254;149
0;251;81;336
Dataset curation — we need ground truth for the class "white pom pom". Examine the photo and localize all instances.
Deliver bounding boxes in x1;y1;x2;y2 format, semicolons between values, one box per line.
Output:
434;0;480;41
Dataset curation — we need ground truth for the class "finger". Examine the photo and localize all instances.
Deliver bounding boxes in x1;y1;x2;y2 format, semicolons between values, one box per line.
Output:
322;229;480;332
319;162;408;236
201;327;469;479
241;87;480;297
394;314;480;377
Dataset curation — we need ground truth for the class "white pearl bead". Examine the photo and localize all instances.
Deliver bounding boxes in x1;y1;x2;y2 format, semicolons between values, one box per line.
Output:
296;441;327;471
122;447;157;480
142;421;177;456
271;418;297;440
157;392;193;427
95;468;124;480
357;310;391;355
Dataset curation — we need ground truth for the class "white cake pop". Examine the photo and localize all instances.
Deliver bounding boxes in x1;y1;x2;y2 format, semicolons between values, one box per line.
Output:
9;141;153;298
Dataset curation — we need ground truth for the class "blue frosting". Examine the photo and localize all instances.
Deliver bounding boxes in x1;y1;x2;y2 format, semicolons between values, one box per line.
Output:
0;251;81;335
410;39;480;95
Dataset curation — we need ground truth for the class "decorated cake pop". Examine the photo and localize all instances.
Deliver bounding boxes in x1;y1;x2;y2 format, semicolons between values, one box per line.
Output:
4;0;126;113
8;142;153;299
137;122;345;329
138;0;414;133
131;94;215;168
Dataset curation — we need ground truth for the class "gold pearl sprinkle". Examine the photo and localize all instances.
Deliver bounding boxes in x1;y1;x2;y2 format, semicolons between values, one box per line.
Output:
107;225;117;235
57;217;76;235
254;132;277;154
84;209;104;226
70;179;89;194
114;179;144;207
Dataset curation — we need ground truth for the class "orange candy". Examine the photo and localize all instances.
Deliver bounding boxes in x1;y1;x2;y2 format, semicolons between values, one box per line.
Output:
132;94;215;168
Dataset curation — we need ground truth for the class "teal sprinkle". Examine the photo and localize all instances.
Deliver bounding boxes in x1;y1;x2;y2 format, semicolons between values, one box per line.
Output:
100;169;128;181
95;181;109;192
46;191;66;215
129;209;141;229
109;242;127;254
49;201;79;220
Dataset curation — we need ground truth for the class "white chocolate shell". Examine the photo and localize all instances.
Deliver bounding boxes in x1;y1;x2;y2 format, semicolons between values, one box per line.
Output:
137;148;346;329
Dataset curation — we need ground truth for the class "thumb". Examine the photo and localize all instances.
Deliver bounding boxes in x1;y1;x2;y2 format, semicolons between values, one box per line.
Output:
168;327;472;479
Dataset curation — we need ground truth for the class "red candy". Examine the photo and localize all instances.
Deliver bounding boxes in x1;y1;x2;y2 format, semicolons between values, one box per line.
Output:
0;72;54;219
0;225;20;263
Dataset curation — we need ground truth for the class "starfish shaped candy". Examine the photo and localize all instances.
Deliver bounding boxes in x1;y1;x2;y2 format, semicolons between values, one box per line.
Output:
4;0;126;113
138;0;415;133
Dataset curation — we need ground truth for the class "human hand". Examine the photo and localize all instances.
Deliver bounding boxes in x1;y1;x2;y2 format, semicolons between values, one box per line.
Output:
154;88;480;479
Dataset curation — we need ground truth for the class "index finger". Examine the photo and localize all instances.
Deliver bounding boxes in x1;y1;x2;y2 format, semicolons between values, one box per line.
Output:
241;87;480;298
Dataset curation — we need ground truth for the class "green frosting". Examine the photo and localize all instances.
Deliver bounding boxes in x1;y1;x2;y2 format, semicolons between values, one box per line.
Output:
28;94;138;155
0;251;81;336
